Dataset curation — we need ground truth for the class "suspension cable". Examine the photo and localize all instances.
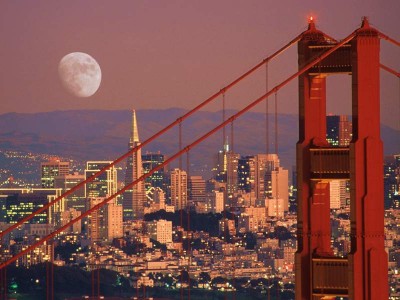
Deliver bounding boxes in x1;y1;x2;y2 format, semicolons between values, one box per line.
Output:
230;121;234;154
274;92;278;157
274;91;280;218
179;121;183;171
266;62;269;157
380;64;400;78
0;29;358;269
377;30;400;47
223;91;226;149
186;151;191;300
0;30;305;240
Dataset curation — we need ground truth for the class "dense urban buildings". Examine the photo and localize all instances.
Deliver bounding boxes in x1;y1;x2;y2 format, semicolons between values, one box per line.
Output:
0;108;398;298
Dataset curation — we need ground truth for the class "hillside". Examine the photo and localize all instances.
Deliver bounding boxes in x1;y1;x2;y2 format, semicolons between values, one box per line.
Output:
0;109;399;178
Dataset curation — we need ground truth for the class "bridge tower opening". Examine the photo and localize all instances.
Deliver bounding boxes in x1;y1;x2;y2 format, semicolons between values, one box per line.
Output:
295;17;388;299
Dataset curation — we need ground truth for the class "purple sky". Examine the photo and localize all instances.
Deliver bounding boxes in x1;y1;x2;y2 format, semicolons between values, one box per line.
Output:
1;1;399;129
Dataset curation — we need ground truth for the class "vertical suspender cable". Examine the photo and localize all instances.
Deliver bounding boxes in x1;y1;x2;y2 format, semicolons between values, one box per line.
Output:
91;268;95;299
223;92;226;148
266;63;270;157
274;91;279;218
179;121;183;171
274;92;278;156
230;121;234;154
2;264;5;300
97;267;100;300
266;62;271;211
51;244;54;300
0;259;3;300
186;150;191;300
46;261;49;300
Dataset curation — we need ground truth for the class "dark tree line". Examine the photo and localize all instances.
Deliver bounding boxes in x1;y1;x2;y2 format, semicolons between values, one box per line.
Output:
144;210;235;236
5;264;130;297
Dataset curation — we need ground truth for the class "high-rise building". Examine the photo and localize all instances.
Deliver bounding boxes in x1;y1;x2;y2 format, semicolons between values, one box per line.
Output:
254;154;280;201
146;219;172;244
238;156;256;193
326;115;352;146
88;198;106;242
56;208;82;234
189;175;206;202
170;168;187;210
123;110;146;220
265;166;289;211
329;180;347;209
85;161;117;199
142;152;165;191
211;190;224;213
214;139;240;194
0;188;64;225
87;197;122;242
226;152;240;194
105;200;123;240
41;159;70;188
54;173;85;211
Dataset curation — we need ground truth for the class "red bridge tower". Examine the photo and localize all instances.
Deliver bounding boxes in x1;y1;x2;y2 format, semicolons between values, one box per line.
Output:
295;17;388;299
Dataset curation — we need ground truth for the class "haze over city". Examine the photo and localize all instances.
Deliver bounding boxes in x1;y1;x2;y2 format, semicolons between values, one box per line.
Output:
1;0;399;129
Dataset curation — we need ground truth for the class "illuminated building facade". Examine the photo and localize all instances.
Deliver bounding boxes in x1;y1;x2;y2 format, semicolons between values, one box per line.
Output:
85;161;117;199
41;159;70;188
170;168;187;210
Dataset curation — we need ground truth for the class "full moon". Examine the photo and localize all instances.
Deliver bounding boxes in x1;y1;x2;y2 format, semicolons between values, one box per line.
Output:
58;52;101;98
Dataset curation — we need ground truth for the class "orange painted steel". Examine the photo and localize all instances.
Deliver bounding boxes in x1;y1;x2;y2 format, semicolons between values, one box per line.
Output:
295;17;389;299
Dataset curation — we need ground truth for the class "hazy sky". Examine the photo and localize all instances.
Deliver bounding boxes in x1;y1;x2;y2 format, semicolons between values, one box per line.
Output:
1;1;399;129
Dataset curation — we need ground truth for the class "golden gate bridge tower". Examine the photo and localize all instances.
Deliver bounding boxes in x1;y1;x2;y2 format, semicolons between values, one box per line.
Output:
295;17;388;299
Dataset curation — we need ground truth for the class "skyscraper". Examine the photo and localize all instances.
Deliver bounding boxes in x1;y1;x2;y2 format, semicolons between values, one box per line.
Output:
87;197;123;242
54;173;85;211
188;175;206;202
123;110;146;220
214;139;239;195
265;166;289;211
41;159;70;188
238;155;256;193
142;152;166;192
254;154;280;201
326;115;352;146
170;168;187;210
84;161;117;199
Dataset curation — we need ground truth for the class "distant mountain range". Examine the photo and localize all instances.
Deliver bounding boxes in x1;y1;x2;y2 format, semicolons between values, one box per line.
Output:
0;108;399;177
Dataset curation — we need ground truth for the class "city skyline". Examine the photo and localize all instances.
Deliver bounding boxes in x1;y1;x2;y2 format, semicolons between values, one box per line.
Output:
1;1;399;130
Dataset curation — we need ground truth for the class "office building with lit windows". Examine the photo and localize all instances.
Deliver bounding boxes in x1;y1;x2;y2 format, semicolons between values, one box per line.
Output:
41;159;70;188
